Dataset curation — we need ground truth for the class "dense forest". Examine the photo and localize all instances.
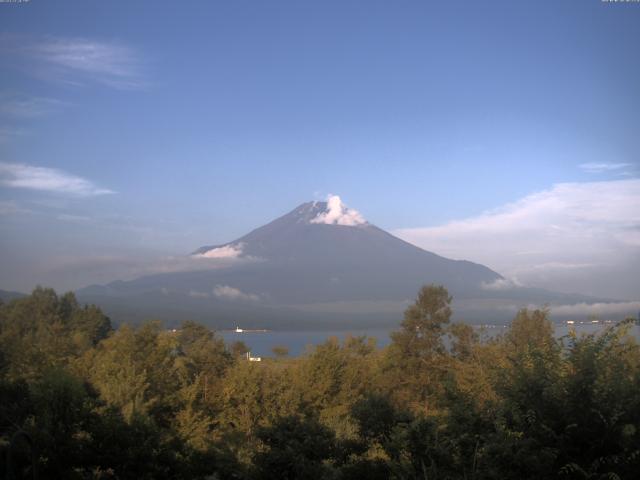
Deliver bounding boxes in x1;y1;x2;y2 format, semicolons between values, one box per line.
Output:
1;286;639;479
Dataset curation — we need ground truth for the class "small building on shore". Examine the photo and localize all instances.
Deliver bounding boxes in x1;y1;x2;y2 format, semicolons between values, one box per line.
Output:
246;351;261;362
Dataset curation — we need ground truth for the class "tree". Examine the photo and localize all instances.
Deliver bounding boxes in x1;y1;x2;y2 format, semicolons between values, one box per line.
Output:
448;322;478;360
0;288;111;382
506;308;555;355
391;284;452;360
177;321;230;380
252;415;337;480
351;393;401;444
387;285;453;410
272;345;289;358
230;341;250;358
295;336;377;438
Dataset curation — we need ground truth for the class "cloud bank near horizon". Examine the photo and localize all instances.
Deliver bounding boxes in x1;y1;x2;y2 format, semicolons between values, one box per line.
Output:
395;179;640;300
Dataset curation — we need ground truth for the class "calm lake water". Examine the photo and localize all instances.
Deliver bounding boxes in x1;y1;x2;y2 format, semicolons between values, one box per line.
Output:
219;322;640;358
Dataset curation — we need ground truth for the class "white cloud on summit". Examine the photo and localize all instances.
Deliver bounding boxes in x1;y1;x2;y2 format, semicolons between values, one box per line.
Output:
395;179;640;299
311;195;366;226
0;162;114;196
213;285;260;302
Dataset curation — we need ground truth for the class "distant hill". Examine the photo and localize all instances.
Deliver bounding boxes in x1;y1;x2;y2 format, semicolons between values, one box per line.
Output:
77;197;615;329
0;289;26;303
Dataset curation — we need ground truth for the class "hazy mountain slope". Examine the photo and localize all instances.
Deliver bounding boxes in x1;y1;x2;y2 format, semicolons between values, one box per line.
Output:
82;201;502;301
77;199;615;328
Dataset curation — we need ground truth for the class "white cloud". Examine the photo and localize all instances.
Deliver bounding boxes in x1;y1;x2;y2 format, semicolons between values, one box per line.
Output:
2;35;145;90
525;262;598;272
37;253;245;290
288;299;412;314
196;243;243;259
0;200;30;215
213;285;260;302
56;213;93;223
549;301;640;317
395;179;640;299
188;290;210;298
311;195;366;226
0;94;65;118
0;127;25;143
580;162;632;174
0;162;114;196
481;278;522;291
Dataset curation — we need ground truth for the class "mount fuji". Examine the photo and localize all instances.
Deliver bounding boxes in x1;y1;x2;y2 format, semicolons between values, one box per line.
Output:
77;196;602;328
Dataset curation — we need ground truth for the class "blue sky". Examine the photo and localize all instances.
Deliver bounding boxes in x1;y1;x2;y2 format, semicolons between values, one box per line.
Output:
0;0;639;297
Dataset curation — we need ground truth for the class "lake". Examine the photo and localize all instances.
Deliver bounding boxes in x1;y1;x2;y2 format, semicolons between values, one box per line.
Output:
219;322;640;358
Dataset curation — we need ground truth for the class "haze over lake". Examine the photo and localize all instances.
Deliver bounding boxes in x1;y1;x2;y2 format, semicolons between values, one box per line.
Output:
220;322;640;358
